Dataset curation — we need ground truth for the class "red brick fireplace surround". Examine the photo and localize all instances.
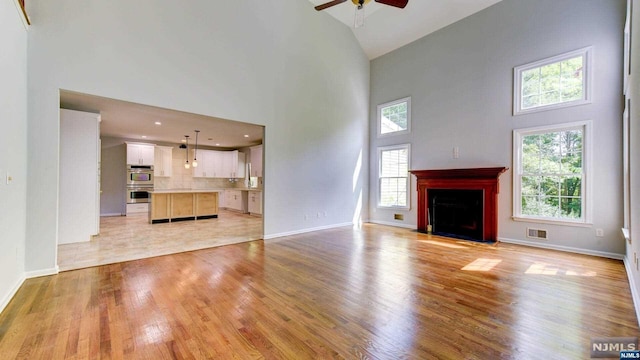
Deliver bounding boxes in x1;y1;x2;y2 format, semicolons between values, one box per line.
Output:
409;167;508;242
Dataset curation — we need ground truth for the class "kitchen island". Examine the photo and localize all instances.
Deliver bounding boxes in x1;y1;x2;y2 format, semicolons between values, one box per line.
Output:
148;189;220;224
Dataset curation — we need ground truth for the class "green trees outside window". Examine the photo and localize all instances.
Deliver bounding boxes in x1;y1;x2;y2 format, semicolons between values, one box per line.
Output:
520;129;583;220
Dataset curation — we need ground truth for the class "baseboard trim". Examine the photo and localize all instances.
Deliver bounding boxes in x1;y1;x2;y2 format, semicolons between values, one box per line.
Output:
624;256;640;327
101;213;124;217
264;222;354;242
0;275;26;315
25;266;59;279
367;220;416;229
498;237;624;260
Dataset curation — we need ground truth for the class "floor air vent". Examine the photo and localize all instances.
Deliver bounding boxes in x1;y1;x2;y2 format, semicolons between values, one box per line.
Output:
527;228;548;239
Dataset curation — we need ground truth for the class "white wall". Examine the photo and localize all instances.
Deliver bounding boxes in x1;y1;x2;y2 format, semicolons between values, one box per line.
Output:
0;1;28;308
59;109;100;244
25;0;369;272
627;0;640;321
369;0;626;256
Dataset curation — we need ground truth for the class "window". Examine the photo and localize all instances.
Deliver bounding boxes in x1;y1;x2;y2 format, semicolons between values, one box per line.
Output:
377;97;411;137
514;47;592;115
513;121;592;224
378;144;410;208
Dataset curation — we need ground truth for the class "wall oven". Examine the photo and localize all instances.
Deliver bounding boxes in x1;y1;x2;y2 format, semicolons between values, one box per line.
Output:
127;165;154;187
127;187;151;204
126;165;153;204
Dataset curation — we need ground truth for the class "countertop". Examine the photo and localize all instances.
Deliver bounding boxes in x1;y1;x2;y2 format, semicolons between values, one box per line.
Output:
149;188;262;193
149;189;222;194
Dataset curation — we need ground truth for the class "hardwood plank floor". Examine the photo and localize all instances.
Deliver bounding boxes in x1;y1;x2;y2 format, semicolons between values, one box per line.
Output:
3;224;638;359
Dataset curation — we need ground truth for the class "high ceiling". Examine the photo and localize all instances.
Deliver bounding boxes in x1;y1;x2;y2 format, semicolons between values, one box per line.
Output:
308;0;503;59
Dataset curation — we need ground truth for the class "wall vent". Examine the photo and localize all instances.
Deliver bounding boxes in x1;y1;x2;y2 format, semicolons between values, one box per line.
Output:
394;213;404;221
527;228;548;239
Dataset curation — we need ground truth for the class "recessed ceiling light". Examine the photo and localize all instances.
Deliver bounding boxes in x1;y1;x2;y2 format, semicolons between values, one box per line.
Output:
215;143;220;146
181;139;186;143
244;134;249;138
154;121;161;125
141;135;147;139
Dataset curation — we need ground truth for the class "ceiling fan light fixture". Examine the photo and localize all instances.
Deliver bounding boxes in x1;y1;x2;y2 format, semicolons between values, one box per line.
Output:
354;4;365;28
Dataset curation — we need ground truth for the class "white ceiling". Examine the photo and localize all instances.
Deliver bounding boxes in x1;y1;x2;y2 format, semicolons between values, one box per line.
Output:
308;0;504;59
60;91;264;149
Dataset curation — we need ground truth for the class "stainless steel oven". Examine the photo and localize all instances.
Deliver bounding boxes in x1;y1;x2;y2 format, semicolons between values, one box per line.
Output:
127;165;154;187
126;187;151;204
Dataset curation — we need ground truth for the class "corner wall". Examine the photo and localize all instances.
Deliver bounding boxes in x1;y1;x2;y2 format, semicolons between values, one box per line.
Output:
0;1;28;309
25;0;369;272
626;0;640;323
369;0;626;257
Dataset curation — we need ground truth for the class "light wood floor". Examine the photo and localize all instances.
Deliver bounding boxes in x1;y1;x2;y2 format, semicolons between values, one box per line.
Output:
4;224;639;359
58;210;263;271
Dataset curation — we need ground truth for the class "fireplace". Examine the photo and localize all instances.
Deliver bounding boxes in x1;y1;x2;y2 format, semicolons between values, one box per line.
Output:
409;167;507;242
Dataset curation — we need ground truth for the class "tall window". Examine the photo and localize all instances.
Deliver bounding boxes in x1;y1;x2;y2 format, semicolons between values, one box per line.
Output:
514;47;592;115
378;144;410;208
513;121;591;224
377;97;411;137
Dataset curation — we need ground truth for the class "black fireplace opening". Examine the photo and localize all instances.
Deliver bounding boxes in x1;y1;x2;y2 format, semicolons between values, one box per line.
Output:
429;189;484;241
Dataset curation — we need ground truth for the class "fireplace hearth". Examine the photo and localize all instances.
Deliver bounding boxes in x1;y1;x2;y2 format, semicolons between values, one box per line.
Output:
409;167;507;242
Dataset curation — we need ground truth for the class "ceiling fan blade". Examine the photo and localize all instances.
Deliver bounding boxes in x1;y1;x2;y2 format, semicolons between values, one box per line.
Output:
374;0;408;9
315;0;348;11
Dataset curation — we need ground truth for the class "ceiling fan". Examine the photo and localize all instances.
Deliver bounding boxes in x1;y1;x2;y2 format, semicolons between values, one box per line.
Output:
315;0;409;28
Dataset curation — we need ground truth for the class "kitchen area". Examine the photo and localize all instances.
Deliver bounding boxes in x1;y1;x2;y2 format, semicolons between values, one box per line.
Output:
57;91;264;271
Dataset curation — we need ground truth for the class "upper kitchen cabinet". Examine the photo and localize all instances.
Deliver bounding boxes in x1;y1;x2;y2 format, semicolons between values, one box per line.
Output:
221;150;246;178
192;149;217;178
194;150;246;178
127;143;155;166
154;146;173;177
250;145;263;177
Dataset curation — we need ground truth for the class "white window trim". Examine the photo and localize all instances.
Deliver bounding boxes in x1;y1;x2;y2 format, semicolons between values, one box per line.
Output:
377;143;411;210
513;47;593;115
377;97;411;138
512;120;593;225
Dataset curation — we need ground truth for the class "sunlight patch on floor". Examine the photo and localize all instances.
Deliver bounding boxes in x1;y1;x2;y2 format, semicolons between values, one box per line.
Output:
524;262;597;276
461;258;502;271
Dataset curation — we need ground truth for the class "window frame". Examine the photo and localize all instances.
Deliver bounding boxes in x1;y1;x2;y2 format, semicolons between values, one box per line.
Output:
377;143;411;210
377;97;411;138
512;121;593;226
513;47;593;115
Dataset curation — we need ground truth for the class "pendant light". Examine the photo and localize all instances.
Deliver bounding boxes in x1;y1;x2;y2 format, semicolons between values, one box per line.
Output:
192;130;200;168
184;135;190;169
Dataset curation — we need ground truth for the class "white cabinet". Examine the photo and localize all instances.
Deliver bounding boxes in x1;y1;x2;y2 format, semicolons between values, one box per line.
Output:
127;143;155;166
126;203;149;215
248;191;262;215
221;150;246;178
224;190;248;213
194;150;246;178
250;145;263;177
154;146;173;177
192;150;217;178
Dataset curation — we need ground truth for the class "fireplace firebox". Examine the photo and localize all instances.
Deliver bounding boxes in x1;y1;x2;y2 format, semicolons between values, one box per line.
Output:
409;167;507;242
430;189;484;241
